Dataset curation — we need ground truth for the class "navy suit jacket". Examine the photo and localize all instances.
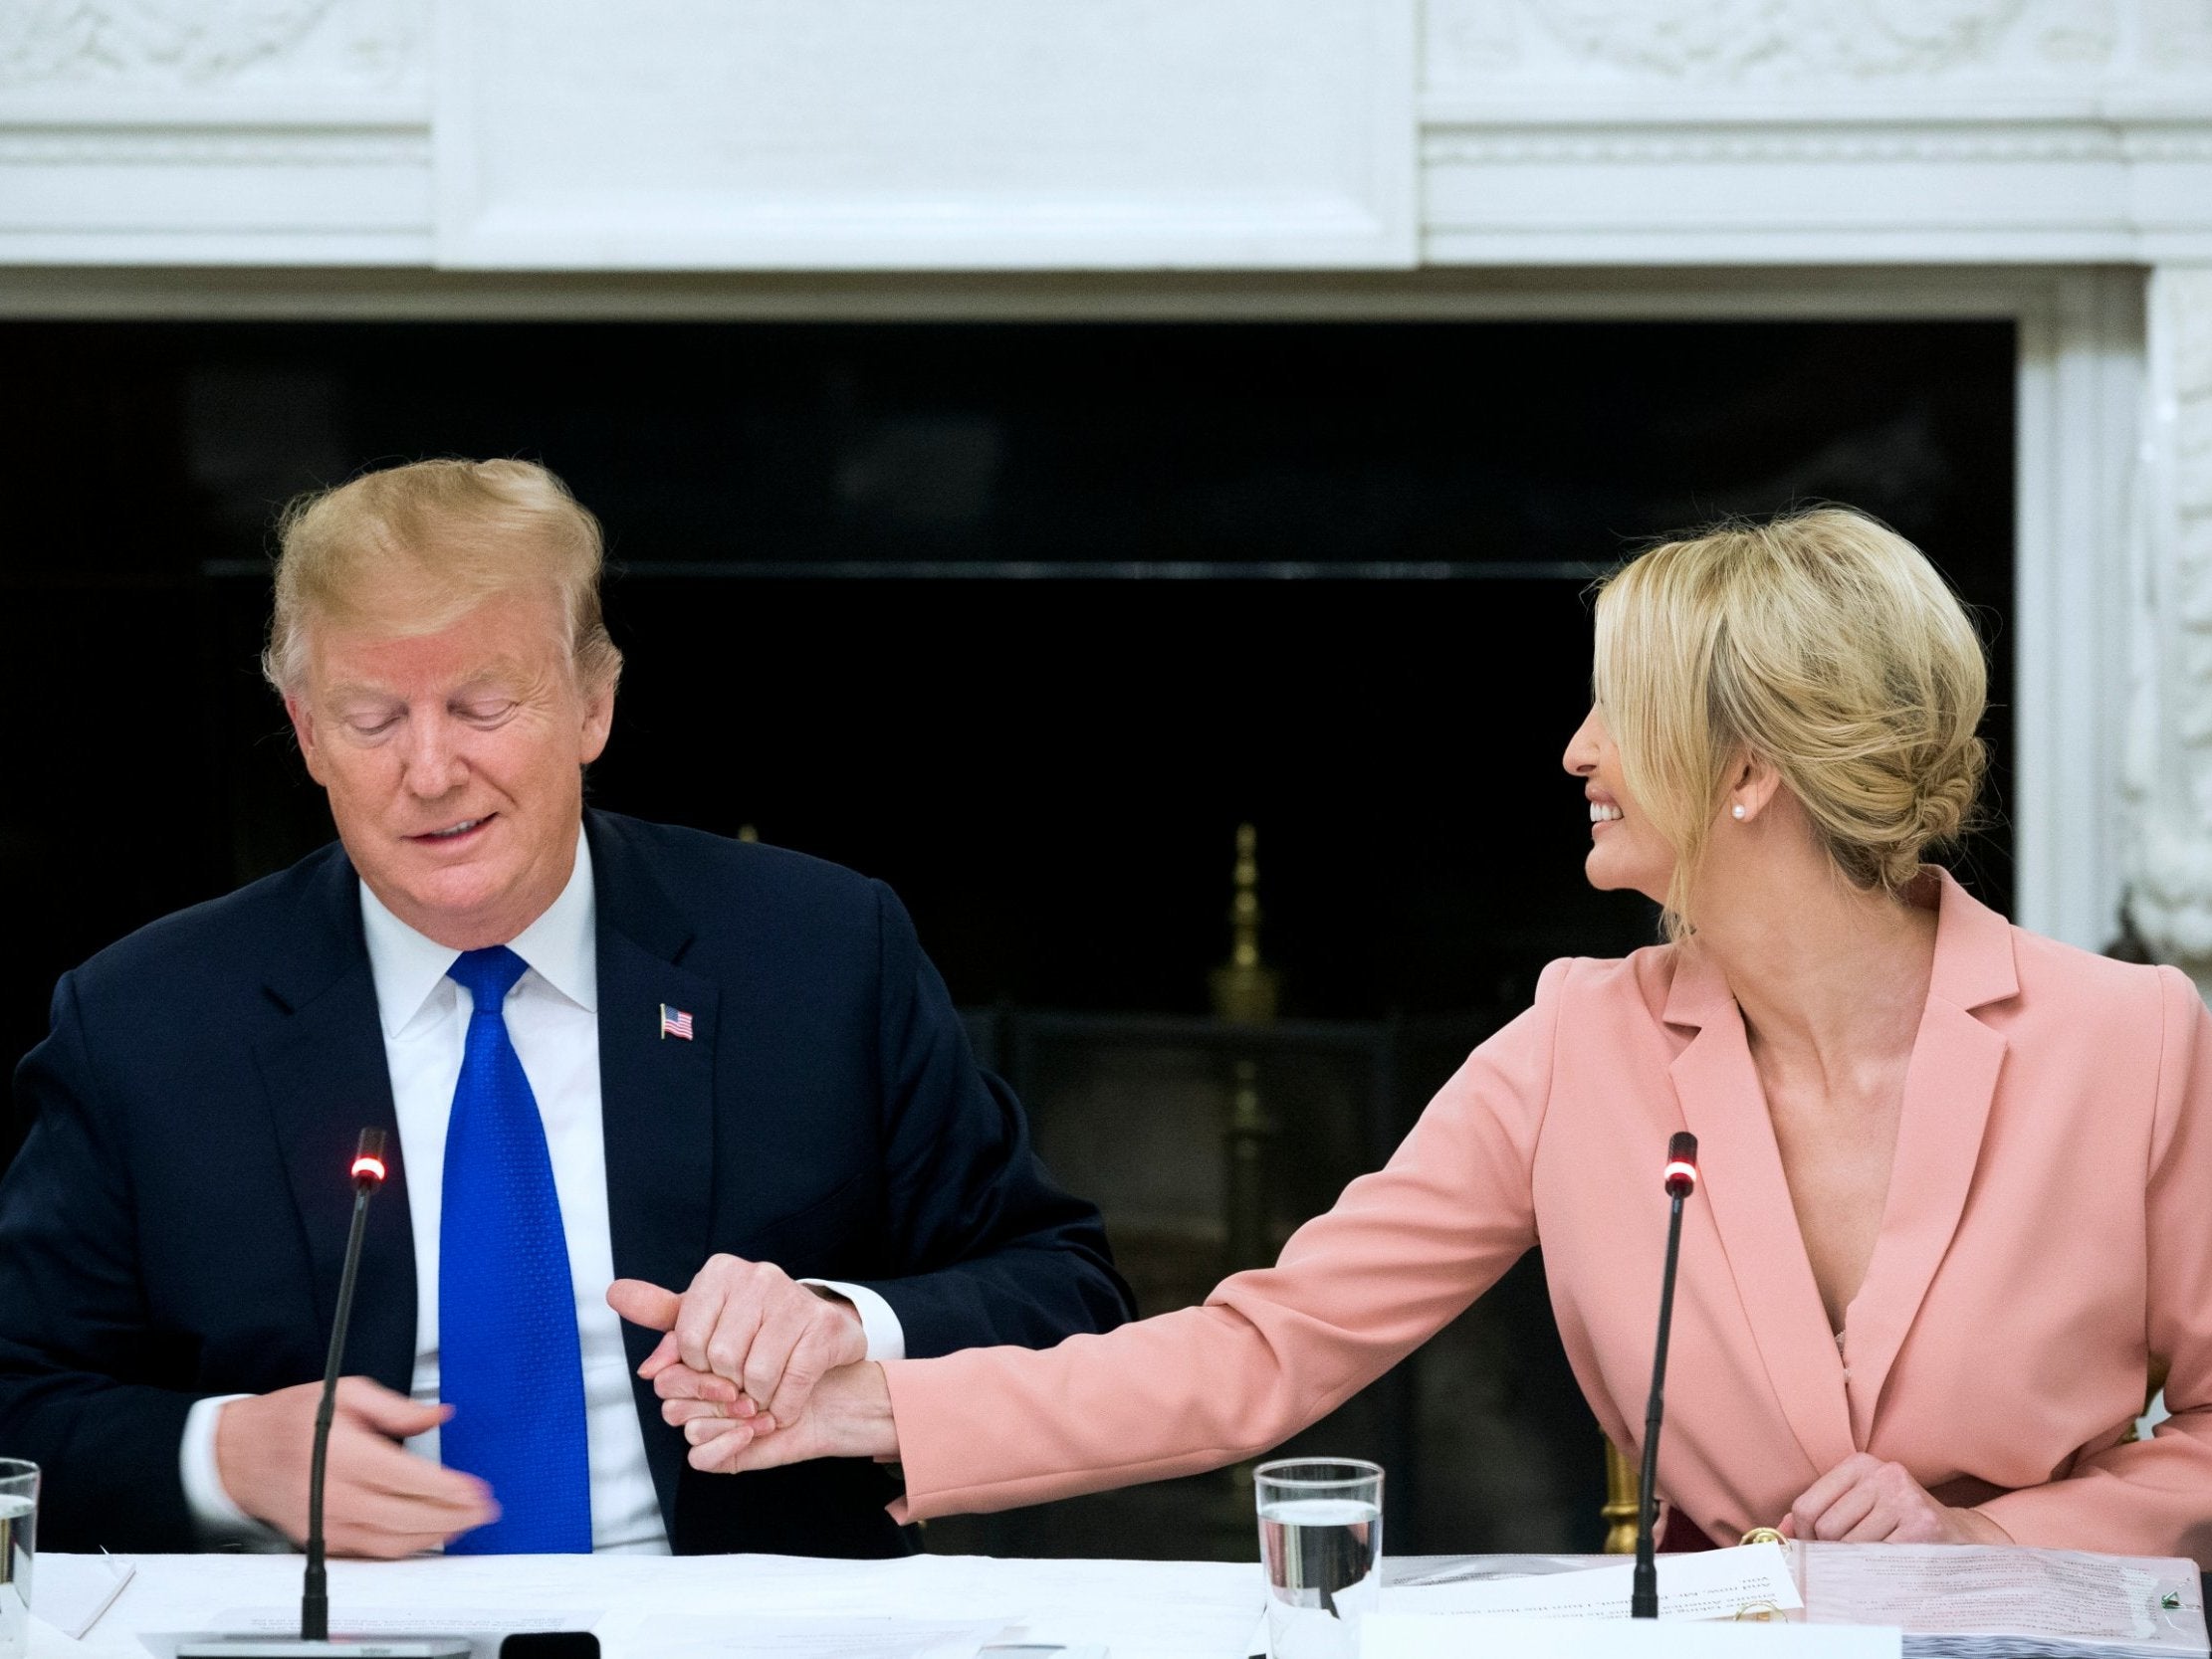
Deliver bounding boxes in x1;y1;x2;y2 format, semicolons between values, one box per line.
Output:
0;810;1133;1555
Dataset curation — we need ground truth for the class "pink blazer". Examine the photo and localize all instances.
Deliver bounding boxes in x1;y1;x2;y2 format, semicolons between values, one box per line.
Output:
882;872;2212;1563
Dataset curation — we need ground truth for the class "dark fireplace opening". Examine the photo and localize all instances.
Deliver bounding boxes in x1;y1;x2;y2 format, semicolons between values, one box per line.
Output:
2;315;2015;1556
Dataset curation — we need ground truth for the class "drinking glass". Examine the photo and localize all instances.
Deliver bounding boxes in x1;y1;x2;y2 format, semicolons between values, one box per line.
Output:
0;1459;36;1659
1254;1457;1383;1659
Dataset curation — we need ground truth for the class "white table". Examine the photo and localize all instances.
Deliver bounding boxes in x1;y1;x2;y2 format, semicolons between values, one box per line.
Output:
29;1551;1267;1659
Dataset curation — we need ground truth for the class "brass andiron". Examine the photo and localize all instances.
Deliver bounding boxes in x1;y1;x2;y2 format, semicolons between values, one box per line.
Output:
1209;823;1278;1024
1208;824;1283;1549
1602;1438;1641;1554
1210;824;1280;1280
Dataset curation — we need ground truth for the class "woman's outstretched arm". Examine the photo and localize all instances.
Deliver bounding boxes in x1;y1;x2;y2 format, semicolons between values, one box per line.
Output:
614;958;1571;1522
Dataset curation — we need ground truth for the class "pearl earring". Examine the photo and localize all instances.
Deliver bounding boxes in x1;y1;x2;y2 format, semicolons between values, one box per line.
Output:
1732;804;1747;821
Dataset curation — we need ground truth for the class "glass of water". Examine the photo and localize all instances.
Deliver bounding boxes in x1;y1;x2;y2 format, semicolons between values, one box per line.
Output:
0;1460;35;1659
1254;1457;1383;1659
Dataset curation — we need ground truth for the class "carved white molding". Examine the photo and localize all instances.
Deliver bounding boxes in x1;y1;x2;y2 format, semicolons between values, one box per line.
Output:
0;0;423;102
1420;127;2196;163
1421;0;2212;91
1415;0;2212;265
1527;0;2077;80
0;0;2202;265
0;128;426;165
2126;264;2212;993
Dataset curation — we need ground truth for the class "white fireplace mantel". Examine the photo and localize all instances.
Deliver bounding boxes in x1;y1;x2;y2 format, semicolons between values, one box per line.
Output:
2;0;2209;985
4;1;2211;269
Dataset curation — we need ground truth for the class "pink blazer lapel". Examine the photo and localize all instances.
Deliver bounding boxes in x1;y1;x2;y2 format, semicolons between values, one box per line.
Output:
1664;949;1857;1480
1840;871;2018;1444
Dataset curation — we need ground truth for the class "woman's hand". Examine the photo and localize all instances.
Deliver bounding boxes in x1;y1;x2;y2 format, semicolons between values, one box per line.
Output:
652;1355;900;1474
1781;1453;2013;1545
607;1264;865;1429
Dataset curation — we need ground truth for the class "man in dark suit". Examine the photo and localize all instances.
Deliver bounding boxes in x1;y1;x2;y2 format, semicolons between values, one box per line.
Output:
0;457;1132;1558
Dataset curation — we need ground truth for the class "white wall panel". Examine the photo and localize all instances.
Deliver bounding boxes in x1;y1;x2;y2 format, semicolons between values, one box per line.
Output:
433;0;1417;269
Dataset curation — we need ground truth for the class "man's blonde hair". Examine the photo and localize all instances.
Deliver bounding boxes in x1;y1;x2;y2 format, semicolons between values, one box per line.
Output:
1592;506;1988;939
263;457;623;695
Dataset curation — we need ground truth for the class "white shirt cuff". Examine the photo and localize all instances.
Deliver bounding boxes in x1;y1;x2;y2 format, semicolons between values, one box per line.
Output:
180;1394;284;1546
802;1280;907;1361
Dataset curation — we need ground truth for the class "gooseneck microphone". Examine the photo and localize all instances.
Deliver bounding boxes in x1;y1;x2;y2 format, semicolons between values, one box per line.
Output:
302;1129;388;1642
1630;1130;1700;1621
179;1130;468;1658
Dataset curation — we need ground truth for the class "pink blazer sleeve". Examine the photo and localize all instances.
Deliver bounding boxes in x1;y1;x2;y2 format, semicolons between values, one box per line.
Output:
1979;965;2212;1558
879;959;1566;1522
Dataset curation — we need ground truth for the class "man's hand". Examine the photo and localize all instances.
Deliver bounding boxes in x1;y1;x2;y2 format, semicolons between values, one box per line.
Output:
654;1356;900;1474
607;1255;867;1427
1780;1453;2013;1545
215;1378;498;1558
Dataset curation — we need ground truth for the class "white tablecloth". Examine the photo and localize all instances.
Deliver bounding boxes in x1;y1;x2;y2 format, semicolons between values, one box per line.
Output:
28;1551;1267;1659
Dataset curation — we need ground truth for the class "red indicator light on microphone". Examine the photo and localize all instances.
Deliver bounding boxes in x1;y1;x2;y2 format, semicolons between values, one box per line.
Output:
350;1154;386;1184
1662;1131;1699;1197
350;1128;387;1189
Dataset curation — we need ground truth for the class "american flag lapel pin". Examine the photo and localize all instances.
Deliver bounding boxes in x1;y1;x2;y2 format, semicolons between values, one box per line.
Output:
659;1003;695;1041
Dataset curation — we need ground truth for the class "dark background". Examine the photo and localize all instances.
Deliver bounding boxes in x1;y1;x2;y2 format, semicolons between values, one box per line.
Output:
0;315;2016;1552
2;317;2016;1096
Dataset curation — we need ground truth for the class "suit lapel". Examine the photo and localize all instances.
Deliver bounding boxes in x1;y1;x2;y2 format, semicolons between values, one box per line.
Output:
586;813;721;1529
1664;951;1857;1479
250;849;417;1396
1841;871;2016;1442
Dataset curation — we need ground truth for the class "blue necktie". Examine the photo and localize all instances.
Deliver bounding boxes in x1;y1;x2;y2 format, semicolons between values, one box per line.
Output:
439;945;592;1554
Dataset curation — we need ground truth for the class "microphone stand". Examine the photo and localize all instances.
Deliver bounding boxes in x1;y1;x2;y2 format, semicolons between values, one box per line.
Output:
179;1131;470;1658
300;1142;377;1643
1631;1131;1699;1621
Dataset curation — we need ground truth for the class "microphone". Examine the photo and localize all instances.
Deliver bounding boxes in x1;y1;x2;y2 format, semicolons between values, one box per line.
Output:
1630;1130;1699;1621
179;1131;469;1658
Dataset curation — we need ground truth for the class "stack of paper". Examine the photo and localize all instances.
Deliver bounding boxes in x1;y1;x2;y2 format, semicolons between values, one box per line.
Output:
1363;1615;1898;1658
1799;1543;2207;1659
1381;1542;2208;1659
1385;1543;1803;1622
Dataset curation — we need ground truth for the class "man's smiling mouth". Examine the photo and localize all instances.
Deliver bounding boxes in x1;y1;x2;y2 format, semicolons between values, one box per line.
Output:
413;815;494;842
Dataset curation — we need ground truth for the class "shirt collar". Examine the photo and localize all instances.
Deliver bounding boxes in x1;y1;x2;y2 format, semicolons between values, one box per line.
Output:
359;824;598;1036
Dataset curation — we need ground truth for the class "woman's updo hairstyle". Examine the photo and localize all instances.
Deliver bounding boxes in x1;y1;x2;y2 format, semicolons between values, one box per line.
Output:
1592;506;1988;939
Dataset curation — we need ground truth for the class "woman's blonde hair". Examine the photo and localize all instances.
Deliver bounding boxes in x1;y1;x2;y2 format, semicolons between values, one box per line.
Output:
1592;506;1987;939
263;457;623;695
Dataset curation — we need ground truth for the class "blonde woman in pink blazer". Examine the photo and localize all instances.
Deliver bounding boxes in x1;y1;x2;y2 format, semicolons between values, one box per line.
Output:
613;508;2212;1564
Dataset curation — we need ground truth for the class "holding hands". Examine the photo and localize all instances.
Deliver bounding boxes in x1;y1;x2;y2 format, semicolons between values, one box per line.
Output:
609;1263;2020;1549
647;1351;895;1474
607;1255;897;1474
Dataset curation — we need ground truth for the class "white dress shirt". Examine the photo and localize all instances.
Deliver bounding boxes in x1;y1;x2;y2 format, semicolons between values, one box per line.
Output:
179;826;905;1549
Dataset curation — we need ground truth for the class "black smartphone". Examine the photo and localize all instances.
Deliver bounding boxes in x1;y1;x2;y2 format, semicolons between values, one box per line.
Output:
499;1637;600;1659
